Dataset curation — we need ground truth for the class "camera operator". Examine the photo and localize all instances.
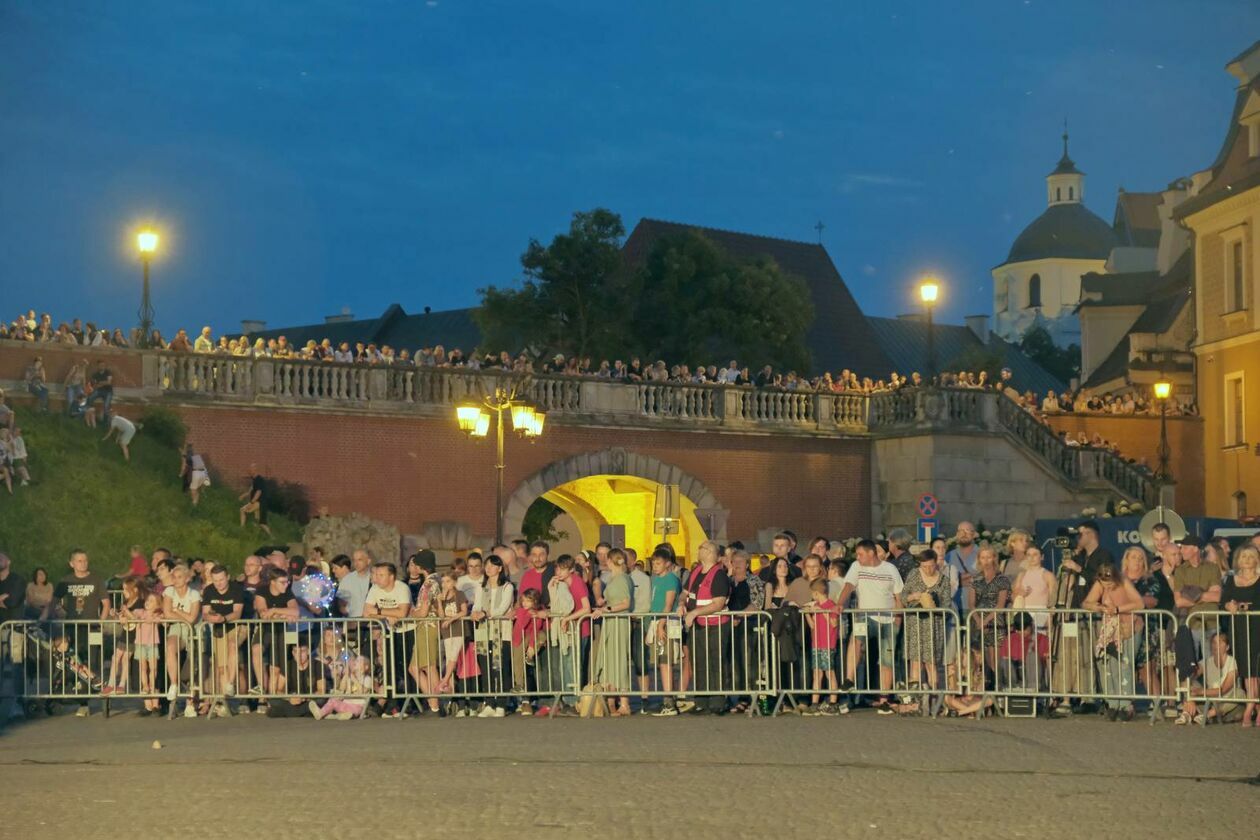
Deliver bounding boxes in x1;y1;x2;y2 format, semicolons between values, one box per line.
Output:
1049;521;1114;716
1061;521;1115;609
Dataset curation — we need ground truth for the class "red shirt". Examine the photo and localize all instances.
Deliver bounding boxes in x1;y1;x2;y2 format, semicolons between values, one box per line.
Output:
129;554;150;577
567;576;592;638
512;606;545;647
811;600;839;649
999;632;1049;661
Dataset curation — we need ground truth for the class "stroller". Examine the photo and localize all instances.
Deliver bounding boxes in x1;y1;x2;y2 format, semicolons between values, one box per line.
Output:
11;625;104;717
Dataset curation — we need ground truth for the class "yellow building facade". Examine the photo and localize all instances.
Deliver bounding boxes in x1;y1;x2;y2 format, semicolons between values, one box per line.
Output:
1180;42;1260;519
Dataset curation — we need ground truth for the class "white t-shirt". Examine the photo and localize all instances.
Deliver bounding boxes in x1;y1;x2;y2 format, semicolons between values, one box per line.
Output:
365;580;412;612
842;561;904;622
1205;654;1238;694
163;586;202;620
456;574;485;607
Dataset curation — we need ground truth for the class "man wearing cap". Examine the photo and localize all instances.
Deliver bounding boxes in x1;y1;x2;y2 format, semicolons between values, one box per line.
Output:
1173;536;1221;658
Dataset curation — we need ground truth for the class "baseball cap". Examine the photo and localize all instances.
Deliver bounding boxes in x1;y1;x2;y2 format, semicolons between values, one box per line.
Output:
1177;535;1203;548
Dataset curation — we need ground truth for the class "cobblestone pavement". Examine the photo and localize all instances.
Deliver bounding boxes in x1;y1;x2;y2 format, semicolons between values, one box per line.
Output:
3;708;1259;839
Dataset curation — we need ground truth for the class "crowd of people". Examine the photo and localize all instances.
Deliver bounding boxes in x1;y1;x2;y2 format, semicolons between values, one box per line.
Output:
1;521;1257;725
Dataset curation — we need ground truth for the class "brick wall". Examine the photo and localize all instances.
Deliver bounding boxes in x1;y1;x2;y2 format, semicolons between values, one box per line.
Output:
176;404;872;543
0;340;144;391
1042;414;1204;514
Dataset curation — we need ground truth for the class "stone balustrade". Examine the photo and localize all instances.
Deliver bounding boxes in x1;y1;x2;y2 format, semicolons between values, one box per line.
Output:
0;341;1160;506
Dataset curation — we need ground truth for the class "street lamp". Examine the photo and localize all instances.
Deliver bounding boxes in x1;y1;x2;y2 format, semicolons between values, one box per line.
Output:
136;229;159;348
456;384;545;544
919;277;940;382
1153;379;1173;483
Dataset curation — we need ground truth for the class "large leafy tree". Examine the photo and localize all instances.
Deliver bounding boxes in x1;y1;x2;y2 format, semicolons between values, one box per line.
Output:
1019;325;1080;383
629;230;814;372
475;208;629;361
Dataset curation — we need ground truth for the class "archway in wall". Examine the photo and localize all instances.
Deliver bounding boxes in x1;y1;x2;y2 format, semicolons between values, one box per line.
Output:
502;449;727;565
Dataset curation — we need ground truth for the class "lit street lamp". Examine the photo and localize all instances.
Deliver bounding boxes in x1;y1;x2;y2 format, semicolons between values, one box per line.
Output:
136;229;159;348
1153;379;1172;483
919;277;940;381
456;383;546;544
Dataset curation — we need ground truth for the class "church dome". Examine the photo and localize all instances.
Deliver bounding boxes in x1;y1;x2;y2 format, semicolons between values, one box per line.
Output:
1004;202;1117;264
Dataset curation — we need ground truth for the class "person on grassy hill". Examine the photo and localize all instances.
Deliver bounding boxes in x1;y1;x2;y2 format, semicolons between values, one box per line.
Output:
102;413;139;462
180;444;211;506
239;464;271;536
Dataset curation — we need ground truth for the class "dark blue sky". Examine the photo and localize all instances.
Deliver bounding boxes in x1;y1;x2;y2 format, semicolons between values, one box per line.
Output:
2;1;1257;337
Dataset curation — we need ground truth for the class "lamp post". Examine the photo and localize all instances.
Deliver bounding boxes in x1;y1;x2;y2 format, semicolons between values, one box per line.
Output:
919;277;940;382
456;383;546;544
1153;379;1172;483
136;230;159;348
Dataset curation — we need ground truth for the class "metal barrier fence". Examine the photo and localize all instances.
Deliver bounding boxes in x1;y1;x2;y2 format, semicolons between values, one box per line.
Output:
1181;610;1258;725
964;608;1181;717
9;607;1253;722
571;610;776;713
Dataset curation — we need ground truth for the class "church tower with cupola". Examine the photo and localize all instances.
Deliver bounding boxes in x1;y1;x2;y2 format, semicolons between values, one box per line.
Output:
993;129;1116;349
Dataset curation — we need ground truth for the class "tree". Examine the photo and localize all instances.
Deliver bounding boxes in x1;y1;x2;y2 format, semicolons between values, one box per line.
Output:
475;209;629;361
1019;325;1080;383
946;344;1004;383
522;497;569;544
629;230;814;372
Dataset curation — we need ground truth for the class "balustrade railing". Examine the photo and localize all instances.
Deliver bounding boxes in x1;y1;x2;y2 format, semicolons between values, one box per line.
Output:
145;353;1156;505
739;389;813;424
637;383;719;420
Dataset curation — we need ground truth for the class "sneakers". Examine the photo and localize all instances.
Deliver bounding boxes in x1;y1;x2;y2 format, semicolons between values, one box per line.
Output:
183;702;198;718
492;707;505;718
381;709;403;719
519;702;533;717
215;704;232;718
75;705;89;718
455;706;469;718
838;679;855;693
652;703;679;717
675;698;696;714
837;702;851;715
535;705;552;717
1052;704;1073;718
330;712;354;720
874;699;896;716
477;705;496;718
166;684;178;702
308;701;324;720
802;704;822;717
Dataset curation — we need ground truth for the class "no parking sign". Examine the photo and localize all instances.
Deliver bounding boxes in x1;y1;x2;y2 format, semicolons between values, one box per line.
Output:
916;493;938;542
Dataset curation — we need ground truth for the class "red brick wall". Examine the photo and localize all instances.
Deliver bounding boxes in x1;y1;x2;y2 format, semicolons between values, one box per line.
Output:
177;405;872;542
1042;414;1204;515
0;340;144;390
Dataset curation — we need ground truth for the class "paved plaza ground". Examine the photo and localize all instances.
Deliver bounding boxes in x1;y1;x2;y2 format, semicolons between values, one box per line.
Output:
3;709;1259;839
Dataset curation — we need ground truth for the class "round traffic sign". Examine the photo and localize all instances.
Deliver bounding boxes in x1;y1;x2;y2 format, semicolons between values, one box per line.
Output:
917;493;938;518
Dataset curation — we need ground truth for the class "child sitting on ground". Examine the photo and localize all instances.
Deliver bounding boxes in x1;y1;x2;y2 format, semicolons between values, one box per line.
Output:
310;655;375;720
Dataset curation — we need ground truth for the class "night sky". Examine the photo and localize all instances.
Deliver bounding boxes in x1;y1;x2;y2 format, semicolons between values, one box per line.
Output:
2;1;1257;339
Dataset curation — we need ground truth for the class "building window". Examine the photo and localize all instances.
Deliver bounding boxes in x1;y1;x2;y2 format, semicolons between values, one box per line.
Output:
1227;239;1246;312
1068;186;1074;200
1027;274;1042;308
1225;372;1245;448
1056;187;1062;202
1235;490;1248;520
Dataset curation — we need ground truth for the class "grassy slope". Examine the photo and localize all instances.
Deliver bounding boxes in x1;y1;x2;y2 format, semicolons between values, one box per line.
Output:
0;410;301;579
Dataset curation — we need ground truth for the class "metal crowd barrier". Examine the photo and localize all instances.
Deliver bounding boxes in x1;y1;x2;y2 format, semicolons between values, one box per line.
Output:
965;608;1181;717
571;610;776;712
2;606;1233;722
387;615;582;714
1181;610;1258;725
0;618;205;718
